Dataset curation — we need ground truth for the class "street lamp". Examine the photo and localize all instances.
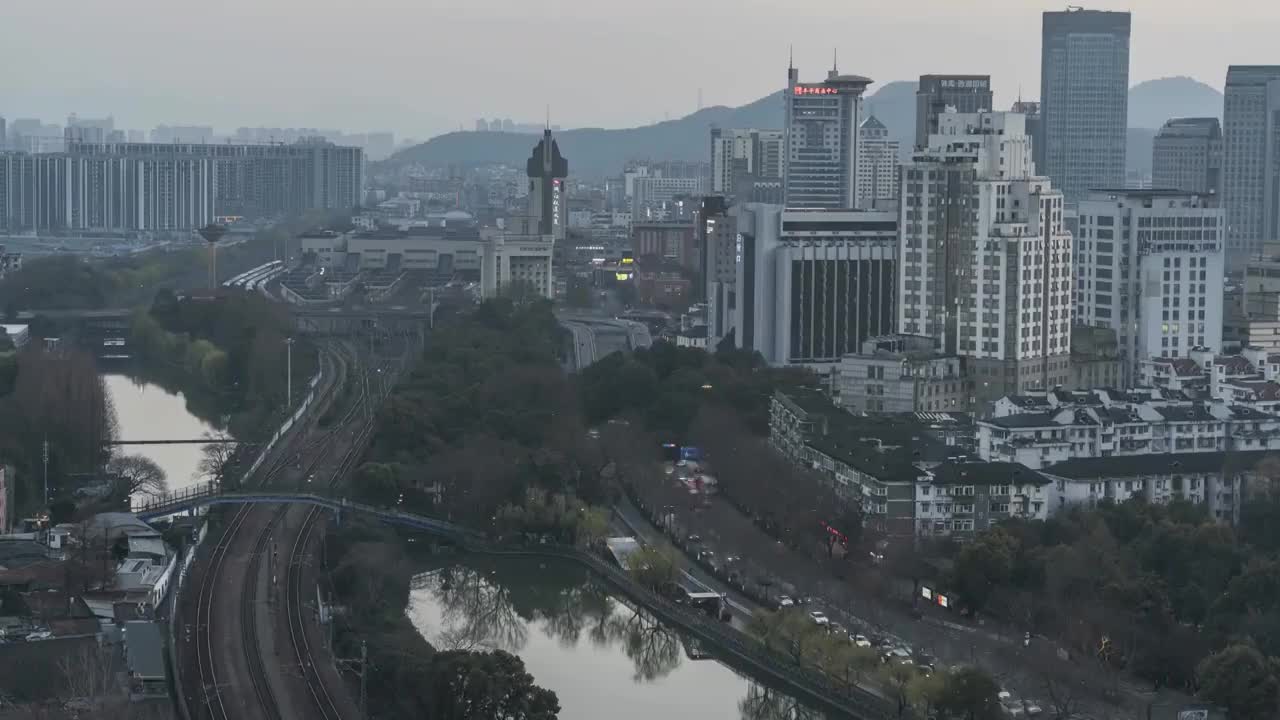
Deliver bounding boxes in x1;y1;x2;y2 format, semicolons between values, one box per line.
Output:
285;337;295;409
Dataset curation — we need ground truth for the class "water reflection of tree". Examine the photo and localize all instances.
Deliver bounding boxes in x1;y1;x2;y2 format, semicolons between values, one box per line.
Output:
421;559;684;682
608;606;683;681
421;565;529;653
738;682;825;720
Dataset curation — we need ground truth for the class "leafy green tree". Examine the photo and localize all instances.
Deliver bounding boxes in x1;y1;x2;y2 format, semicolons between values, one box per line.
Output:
1196;644;1280;720
934;666;1002;720
624;545;680;591
424;649;559;720
951;526;1019;611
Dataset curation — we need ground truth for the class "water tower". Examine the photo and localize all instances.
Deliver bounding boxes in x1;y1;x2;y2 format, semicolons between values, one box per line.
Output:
197;223;229;290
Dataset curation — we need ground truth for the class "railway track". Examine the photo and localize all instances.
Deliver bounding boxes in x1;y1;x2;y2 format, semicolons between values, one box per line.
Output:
285;346;390;720
194;504;255;720
193;334;402;720
192;341;356;720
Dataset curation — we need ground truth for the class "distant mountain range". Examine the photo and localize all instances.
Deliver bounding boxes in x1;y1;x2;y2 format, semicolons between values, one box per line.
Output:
385;76;1224;179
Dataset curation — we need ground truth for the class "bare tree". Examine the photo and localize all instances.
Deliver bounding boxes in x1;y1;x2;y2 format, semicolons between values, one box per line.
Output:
56;642;121;703
197;431;238;488
1040;673;1086;720
105;454;168;499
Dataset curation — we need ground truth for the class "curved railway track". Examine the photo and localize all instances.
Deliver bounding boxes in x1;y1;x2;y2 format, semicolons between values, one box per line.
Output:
191;334;403;720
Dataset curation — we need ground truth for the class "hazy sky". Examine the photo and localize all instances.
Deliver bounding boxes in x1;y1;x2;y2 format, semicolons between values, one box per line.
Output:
2;0;1276;140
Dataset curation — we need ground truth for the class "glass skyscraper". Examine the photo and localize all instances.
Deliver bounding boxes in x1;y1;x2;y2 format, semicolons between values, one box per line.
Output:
1223;66;1280;270
1040;9;1131;203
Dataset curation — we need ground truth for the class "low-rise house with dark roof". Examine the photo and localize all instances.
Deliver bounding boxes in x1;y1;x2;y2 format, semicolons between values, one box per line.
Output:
770;389;972;536
1040;450;1265;524
914;462;1050;540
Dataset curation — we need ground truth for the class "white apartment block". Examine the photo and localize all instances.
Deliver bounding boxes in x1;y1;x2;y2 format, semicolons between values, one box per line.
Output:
855;116;899;208
1075;190;1225;384
898;110;1072;401
1041;453;1246;524
978;385;1280;470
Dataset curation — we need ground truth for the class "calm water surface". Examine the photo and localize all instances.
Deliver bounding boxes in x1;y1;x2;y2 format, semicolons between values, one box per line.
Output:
103;373;218;497
407;555;823;720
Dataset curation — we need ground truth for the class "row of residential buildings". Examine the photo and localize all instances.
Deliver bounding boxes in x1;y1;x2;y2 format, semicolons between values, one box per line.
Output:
0;139;364;233
769;387;1255;543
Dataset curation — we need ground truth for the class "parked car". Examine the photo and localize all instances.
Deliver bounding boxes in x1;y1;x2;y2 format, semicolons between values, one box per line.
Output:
24;631;51;642
828;622;846;636
808;611;829;626
777;595;795;608
853;634;872;648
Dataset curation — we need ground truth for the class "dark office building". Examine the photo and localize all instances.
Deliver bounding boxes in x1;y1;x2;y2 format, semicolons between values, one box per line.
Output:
525;129;569;241
916;75;994;149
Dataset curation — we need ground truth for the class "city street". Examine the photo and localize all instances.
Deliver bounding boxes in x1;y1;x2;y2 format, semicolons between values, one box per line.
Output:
625;470;1192;719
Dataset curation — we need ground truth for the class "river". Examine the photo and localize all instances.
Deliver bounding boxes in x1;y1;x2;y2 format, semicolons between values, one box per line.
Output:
102;373;220;498
407;555;824;720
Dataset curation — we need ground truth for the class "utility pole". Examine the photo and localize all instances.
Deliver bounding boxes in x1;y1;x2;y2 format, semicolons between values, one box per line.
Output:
285;337;295;409
42;436;49;511
359;640;368;717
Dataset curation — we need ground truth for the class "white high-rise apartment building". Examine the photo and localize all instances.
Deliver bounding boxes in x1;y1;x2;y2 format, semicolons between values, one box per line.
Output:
1075;190;1224;383
1040;9;1131;203
855;116;899;208
898;110;1072;402
784;63;872;209
1223;66;1280;270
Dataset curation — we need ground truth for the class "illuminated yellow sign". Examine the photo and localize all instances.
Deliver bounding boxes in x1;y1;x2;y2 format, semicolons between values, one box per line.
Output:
615;272;632;281
621;257;634;265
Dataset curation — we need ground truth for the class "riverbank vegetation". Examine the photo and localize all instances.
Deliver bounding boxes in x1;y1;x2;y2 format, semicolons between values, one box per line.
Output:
0;347;117;514
130;289;318;438
325;522;560;719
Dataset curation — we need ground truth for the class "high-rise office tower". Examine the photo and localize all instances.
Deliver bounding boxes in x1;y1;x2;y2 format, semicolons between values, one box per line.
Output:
1223;66;1280;269
899;110;1072;401
710;128;784;199
1152;118;1222;196
916;75;993;149
1075;190;1224;383
784;61;873;209
855;115;900;208
1040;9;1131;203
525;129;569;242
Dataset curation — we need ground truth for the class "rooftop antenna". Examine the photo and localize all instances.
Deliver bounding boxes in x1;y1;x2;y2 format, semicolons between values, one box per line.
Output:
833;48;838;73
545;104;550;131
788;45;794;71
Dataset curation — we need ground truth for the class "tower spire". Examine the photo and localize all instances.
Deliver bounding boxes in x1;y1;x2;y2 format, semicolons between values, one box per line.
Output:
832;48;838;73
788;44;794;71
